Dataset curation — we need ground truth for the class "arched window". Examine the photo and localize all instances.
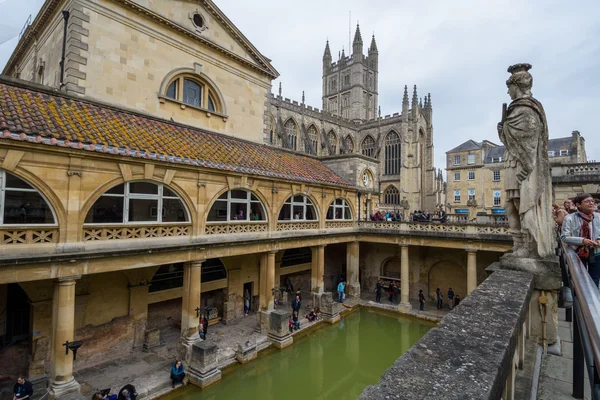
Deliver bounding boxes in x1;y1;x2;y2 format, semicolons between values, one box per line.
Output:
84;182;189;224
207;190;266;222
343;135;354;154
278;195;317;221
384;186;400;205
149;258;226;293
362;136;375;158
284;119;297;150
327;198;352;220
201;258;227;282
307;125;318;155
281;247;312;267
385;131;401;175
0;170;56;225
164;74;222;113
266;117;275;144
327;131;337;155
382;257;400;279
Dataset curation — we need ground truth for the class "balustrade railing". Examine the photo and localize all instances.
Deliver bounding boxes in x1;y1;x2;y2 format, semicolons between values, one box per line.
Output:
83;224;191;241
0;226;59;245
324;220;354;229
205;222;268;235
358;220;510;236
276;221;320;231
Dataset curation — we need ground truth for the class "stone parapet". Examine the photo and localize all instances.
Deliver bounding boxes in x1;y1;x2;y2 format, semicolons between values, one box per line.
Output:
359;269;534;400
187;341;222;389
267;309;293;349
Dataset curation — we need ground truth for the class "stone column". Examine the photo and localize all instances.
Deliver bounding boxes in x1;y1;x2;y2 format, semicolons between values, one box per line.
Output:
346;241;361;297
265;251;277;311
398;244;412;312
48;276;81;399
128;284;150;348
467;249;477;295
179;260;202;364
311;245;325;294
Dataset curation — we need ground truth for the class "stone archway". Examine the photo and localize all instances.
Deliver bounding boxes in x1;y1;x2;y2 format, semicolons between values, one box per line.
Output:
381;257;401;280
428;261;466;301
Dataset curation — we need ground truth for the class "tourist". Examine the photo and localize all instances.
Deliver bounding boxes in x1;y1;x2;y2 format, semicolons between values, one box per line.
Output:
375;280;382;303
595;199;600;213
12;376;33;400
418;289;425;311
337;280;346;303
292;294;301;315
561;193;600;287
314;307;322;321
392;282;400;304
447;287;455;310
237;209;245;220
117;385;137;400
170;360;185;388
288;316;294;332
292;311;300;330
201;313;208;339
92;389;118;400
436;288;443;310
388;282;394;303
454;295;461;308
564;199;577;214
307;309;317;322
296;289;302;300
552;203;568;231
244;289;250;316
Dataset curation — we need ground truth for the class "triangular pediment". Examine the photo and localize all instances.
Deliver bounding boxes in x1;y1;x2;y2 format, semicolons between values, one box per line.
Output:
120;0;278;78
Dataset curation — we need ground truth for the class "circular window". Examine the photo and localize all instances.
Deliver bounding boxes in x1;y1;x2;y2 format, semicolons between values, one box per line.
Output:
193;13;204;28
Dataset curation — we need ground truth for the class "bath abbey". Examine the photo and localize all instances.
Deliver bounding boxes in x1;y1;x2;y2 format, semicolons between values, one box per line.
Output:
0;0;596;399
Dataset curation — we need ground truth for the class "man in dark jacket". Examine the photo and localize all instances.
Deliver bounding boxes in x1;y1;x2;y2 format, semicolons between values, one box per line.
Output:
13;376;33;400
447;288;455;310
291;295;301;314
375;280;382;303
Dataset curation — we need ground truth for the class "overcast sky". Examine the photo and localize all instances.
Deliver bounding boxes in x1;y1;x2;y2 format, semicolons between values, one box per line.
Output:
1;0;599;170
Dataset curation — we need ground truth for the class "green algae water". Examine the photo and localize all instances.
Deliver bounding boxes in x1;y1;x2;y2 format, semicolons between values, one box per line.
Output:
163;308;433;400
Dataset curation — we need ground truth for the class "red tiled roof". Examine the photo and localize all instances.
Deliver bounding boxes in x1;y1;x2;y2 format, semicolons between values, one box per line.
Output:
0;79;353;188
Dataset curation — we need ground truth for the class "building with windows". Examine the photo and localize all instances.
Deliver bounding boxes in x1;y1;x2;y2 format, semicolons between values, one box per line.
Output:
445;131;588;216
265;24;445;214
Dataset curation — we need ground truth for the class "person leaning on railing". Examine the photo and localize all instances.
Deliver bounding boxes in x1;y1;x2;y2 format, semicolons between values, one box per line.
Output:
561;193;600;287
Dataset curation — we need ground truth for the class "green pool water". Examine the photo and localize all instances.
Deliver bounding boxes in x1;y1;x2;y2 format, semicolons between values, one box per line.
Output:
163;308;433;400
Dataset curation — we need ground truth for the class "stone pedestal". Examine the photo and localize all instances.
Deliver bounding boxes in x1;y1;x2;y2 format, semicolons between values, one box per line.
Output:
187;341;222;389
397;302;412;313
319;292;340;324
280;291;289;305
177;332;200;365
497;254;561;345
236;341;257;364
256;310;271;335
143;328;161;352
222;298;235;325
267;309;293;349
48;377;81;400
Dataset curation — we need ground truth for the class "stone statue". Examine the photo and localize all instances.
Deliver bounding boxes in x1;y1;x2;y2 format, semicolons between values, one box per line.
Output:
497;63;554;258
466;198;478;223
400;196;410;220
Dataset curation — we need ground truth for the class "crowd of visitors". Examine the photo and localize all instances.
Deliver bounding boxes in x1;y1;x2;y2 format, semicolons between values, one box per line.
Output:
373;280;460;311
369;208;448;223
90;384;138;400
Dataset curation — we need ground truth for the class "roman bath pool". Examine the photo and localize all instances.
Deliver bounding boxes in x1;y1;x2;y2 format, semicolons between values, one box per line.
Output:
162;308;433;400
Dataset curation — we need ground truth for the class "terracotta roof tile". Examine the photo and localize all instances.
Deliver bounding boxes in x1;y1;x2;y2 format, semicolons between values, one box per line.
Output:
0;80;353;188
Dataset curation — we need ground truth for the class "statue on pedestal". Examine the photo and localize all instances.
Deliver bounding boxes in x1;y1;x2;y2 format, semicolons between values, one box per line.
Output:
400;197;410;221
497;63;554;259
466;198;478;223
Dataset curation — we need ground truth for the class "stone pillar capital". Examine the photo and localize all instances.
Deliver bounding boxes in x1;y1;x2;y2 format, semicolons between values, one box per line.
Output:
399;243;409;248
466;248;478;254
56;275;81;286
188;259;206;268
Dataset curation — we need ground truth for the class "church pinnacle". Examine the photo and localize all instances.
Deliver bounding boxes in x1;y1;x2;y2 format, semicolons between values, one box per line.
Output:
353;23;363;46
323;40;331;60
369;34;378;54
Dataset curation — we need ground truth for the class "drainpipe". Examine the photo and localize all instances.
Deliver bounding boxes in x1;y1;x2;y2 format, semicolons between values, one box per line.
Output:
59;10;70;89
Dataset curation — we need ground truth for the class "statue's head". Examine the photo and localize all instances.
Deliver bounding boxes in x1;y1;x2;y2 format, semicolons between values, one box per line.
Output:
506;63;533;100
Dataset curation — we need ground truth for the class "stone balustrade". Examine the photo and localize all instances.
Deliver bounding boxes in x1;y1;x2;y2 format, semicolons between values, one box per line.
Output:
551;161;600;183
205;222;268;235
83;224;191;241
359;269;533;400
0;226;59;245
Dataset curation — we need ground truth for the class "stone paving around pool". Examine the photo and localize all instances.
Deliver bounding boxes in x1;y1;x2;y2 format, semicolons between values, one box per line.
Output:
73;292;447;399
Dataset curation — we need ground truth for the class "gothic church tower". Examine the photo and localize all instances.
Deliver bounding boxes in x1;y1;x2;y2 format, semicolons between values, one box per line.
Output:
322;24;378;122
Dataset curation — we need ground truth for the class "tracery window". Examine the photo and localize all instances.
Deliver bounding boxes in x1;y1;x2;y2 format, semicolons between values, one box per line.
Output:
307;125;318;155
384;131;401;175
164;75;220;113
326;198;352;220
0;170;56;225
362;135;375;158
384;186;400;205
278;195;317;221
84;182;189;224
284;119;298;150
207;190;266;222
327;131;337;155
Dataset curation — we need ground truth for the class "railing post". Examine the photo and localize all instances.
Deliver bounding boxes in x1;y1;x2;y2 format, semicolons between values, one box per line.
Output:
573;298;584;398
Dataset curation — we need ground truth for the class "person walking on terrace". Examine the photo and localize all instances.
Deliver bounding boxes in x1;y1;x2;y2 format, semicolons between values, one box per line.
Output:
392;282;400;304
436;288;443;310
337;280;346;303
292;294;301;315
561;193;600;287
375;280;383;303
170;360;185;388
447;287;455;310
244;289;250;316
12;376;33;400
418;289;425;311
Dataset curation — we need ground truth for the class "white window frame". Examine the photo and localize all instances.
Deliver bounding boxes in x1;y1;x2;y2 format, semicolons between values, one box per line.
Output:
548;151;555;157
493;194;502;206
467;154;476;165
468;170;475;181
279;195;318;221
453;155;461;166
453;172;461;182
0;170;58;226
84;181;190;225
493;170;501;181
209;190;266;222
560;149;569;156
327;198;353;220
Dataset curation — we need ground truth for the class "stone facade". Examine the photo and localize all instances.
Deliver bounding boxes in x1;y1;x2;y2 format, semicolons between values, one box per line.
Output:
445;131;588;215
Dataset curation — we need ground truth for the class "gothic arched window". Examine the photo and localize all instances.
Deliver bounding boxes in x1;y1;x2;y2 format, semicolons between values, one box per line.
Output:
84;182;190;224
307;125;318;155
384;131;401;175
207;190;267;222
343;135;354;154
278;194;317;221
362;135;375;158
284;119;297;150
326;198;352;220
327;131;337;155
384;186;400;205
266;117;275;144
0;170;56;225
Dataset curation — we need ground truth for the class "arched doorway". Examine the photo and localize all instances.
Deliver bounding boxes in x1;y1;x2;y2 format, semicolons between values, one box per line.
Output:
381;257;400;280
428;261;466;301
0;284;31;382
